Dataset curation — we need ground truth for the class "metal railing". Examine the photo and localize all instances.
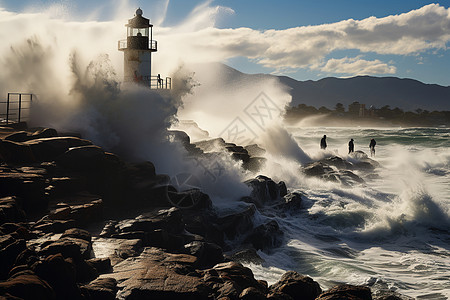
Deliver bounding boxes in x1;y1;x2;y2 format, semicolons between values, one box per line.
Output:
124;75;172;89
118;39;157;51
0;93;33;124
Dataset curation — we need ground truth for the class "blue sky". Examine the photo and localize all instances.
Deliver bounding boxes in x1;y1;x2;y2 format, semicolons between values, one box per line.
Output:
1;0;449;86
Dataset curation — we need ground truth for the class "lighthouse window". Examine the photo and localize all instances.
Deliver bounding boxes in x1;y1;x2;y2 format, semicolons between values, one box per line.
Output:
128;27;149;37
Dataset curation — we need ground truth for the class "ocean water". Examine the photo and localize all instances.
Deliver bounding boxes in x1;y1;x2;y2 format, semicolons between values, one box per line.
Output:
244;127;450;299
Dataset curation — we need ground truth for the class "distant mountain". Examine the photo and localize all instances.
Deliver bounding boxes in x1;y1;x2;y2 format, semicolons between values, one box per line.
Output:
203;63;450;111
278;75;450;111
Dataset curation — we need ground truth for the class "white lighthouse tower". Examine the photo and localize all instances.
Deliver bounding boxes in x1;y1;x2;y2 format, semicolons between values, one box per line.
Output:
118;8;171;89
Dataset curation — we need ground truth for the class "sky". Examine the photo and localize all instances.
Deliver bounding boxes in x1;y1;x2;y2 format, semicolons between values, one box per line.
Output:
0;0;449;86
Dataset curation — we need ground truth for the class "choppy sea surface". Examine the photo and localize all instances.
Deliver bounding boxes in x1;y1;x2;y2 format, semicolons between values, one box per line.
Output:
244;127;450;299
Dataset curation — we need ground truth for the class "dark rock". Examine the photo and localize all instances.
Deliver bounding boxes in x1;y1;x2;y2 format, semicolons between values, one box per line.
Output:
30;128;58;139
303;162;333;177
183;241;224;269
4;131;29;142
267;291;295;299
230;249;264;264
14;248;38;267
0;172;46;213
0;140;35;163
243;157;267;172
240;286;267;300
270;271;322;300
316;284;371;300
56;145;107;170
213;261;267;294
25;136;92;162
278;192;303;211
321;156;352;170
167;189;212;210
107;247;208;299
31;253;81;299
81;277;117;300
0;270;55;299
115;239;143;259
0;197;26;225
245;176;286;207
86;257;112;274
0;236;27;279
39;238;88;260
61;228;92;243
245;144;266;157
217;205;256;240
245;220;284;250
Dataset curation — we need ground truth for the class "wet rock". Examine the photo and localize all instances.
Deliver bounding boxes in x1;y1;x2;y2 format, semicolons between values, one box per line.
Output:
316;284;371;300
183;241;224;269
245;176;287;207
31;253;80;299
0;197;26;225
303;162;333;177
240;286;267;300
60;228;92;243
39;237;90;260
86;257;112;275
278;192;303;211
0;270;55;299
25;136;92;162
0;236;27;279
216;205;256;240
0;140;35;163
81;277;117;300
230;249;264;264
270;271;322;300
213;261;267;295
243;157;267;172
56;145;107;171
245;220;284;250
0;172;46;214
245;144;266;157
167;189;212;210
115;239;143;259
106;247;207;299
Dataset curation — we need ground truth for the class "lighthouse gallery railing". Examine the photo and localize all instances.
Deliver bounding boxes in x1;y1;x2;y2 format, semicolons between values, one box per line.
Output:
118;39;157;51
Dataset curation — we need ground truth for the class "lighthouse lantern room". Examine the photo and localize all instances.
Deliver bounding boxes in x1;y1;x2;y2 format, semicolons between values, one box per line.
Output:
118;8;171;89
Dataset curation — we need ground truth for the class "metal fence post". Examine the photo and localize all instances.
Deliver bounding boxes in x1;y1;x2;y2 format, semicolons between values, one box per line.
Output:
6;93;10;124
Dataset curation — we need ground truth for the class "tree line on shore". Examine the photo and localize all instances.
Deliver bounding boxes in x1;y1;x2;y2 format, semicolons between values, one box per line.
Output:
285;102;450;126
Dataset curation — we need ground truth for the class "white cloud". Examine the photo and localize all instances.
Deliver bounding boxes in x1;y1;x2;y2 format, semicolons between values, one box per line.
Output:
318;56;397;75
157;3;450;75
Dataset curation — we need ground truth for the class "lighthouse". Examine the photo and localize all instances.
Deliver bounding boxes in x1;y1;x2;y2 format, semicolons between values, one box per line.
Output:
118;8;171;89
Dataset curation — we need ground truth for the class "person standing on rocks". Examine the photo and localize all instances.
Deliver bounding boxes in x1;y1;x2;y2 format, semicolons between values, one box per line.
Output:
369;139;376;156
320;135;327;150
348;139;354;154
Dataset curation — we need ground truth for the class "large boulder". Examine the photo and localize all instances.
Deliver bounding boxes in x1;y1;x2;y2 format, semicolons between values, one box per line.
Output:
270;271;322;300
245;175;287;207
0;140;35;163
25;136;92;162
81;277;118;300
0;197;26;225
245;220;284;250
0;270;55;299
183;241;224;269
0;235;27;279
31;253;81;299
105;247;208;299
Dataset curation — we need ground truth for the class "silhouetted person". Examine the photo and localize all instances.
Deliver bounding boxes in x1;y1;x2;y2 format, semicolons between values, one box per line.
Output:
369;139;376;156
320;135;327;150
348;138;354;154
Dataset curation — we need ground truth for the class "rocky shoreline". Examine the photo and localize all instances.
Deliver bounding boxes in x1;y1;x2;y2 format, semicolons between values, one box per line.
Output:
0;123;410;299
